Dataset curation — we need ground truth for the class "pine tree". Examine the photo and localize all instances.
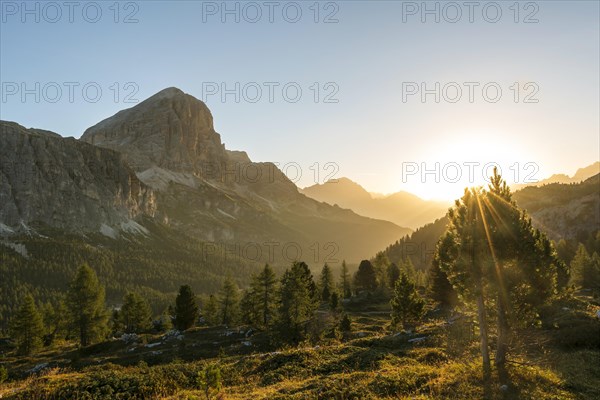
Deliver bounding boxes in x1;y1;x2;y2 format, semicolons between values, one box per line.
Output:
276;261;318;343
390;273;425;330
571;245;600;289
174;285;199;331
373;252;390;288
155;309;173;332
67;264;109;346
10;295;44;355
248;264;277;328
319;263;334;302
401;257;417;281
427;239;458;309
197;363;222;400
340;313;352;332
436;169;564;376
120;292;152;333
340;260;352;298
203;295;219;326
329;291;340;312
41;298;68;346
353;260;378;293
387;262;401;288
219;278;240;326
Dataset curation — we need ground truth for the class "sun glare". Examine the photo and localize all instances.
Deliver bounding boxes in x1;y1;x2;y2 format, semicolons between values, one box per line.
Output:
399;130;530;201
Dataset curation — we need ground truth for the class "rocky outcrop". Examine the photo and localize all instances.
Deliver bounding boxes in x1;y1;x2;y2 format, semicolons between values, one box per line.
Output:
81;87;227;174
0;121;156;233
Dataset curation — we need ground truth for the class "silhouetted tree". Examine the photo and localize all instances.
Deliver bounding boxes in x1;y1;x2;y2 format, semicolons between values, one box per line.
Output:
354;260;378;293
428;240;458;309
387;262;401;288
174;285;199;331
340;260;352;298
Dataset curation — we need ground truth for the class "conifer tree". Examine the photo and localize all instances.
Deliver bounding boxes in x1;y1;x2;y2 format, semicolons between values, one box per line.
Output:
340;260;352;298
427;240;458;309
436;169;565;376
390;273;425;330
248;264;277;328
10;295;44;355
67;264;109;346
387;262;401;288
319;263;334;302
41;298;68;346
219;278;240;326
174;285;199;331
277;261;318;343
120;292;152;333
353;260;378;293
203;295;219;326
571;245;600;289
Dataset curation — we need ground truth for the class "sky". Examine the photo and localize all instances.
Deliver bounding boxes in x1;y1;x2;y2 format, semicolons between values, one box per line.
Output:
1;0;599;200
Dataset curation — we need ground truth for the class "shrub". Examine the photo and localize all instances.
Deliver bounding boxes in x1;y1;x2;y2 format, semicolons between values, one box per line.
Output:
0;365;8;383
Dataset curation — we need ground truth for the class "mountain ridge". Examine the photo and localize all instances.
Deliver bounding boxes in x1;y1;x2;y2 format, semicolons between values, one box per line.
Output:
1;88;411;263
302;177;450;229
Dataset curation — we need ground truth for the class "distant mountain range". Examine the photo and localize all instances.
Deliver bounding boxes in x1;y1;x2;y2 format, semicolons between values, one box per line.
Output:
512;162;600;190
301;178;450;229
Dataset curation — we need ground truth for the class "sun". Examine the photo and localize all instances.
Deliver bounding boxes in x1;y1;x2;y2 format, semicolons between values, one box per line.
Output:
399;130;531;201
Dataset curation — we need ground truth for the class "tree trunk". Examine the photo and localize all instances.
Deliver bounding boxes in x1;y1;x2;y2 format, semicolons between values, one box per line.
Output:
476;290;491;378
494;293;510;385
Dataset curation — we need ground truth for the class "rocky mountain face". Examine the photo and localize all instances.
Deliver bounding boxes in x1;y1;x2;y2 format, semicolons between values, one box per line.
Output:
2;88;409;263
302;177;450;229
0;121;156;234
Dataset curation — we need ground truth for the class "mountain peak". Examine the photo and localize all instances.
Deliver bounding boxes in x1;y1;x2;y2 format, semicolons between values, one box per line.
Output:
81;87;224;172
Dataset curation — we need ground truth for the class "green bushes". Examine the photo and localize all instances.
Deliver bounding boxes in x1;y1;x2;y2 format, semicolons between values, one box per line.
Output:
0;365;8;383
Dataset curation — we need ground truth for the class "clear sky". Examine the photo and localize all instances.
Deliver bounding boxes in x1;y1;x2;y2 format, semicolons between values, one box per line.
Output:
1;0;599;200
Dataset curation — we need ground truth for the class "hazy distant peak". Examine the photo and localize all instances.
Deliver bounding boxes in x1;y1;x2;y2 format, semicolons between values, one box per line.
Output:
573;161;600;182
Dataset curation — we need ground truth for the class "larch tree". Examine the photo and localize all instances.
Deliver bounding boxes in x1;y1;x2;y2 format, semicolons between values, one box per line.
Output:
319;263;334;302
67;264;109;346
390;273;425;330
219;278;240;327
120;292;152;333
276;261;318;343
10;294;44;355
203;294;219;326
249;264;278;328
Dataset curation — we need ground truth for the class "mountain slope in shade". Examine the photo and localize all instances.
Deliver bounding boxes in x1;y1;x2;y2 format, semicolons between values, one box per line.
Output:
302;178;450;229
79;87;411;262
512;173;600;241
0;121;156;234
